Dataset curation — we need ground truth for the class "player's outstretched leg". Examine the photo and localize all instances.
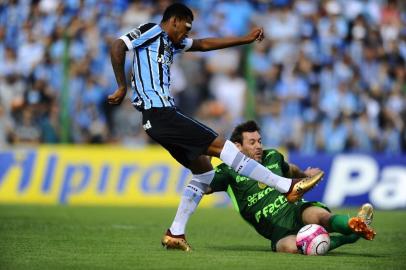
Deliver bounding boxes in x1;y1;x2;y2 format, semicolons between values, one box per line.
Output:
284;171;324;203
348;203;376;240
161;229;192;252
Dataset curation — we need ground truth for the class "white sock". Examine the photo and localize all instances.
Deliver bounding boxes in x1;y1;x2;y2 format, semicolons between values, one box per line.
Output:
169;170;215;235
220;140;292;193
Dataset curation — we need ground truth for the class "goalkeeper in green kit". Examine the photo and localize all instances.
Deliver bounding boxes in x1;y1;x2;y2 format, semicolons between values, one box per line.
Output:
163;120;377;253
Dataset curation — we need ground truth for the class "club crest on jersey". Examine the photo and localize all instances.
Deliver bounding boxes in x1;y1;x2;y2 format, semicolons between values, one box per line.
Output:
258;182;267;189
157;55;172;65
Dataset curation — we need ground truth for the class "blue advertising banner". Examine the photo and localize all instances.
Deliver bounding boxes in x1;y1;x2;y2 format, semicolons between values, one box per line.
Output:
289;153;406;209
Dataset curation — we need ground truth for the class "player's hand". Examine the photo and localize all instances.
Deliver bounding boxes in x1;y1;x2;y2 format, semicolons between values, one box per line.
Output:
247;27;264;43
108;87;127;105
304;167;323;177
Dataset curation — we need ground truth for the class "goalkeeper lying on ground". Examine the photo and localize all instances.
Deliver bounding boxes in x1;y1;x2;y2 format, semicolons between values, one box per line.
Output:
163;120;376;252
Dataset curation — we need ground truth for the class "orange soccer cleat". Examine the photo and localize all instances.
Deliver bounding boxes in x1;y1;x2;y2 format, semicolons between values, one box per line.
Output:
348;217;376;240
348;203;376;240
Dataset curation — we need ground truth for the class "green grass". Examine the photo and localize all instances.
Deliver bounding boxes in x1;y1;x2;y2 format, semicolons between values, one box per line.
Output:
0;205;405;270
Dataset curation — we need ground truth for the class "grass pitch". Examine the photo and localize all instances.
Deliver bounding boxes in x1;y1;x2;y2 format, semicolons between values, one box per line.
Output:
0;205;405;270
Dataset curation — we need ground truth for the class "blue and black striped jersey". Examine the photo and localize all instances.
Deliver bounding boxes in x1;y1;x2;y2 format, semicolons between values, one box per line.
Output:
119;23;193;111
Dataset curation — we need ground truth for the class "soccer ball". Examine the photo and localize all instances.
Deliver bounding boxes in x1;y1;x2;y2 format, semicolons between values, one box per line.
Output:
296;224;330;255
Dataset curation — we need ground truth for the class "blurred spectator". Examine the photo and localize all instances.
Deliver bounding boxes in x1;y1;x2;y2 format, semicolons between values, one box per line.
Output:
0;47;21;76
319;114;350;153
275;64;309;118
212;0;255;36
174;52;208;115
209;69;247;125
121;2;152;30
0;72;25;114
0;103;13;147
348;110;378;152
18;28;45;76
256;3;301;64
378;108;402;153
259;100;299;149
249;41;273;93
13;109;41;145
111;98;146;147
380;0;402;44
40;101;60;143
0;0;404;154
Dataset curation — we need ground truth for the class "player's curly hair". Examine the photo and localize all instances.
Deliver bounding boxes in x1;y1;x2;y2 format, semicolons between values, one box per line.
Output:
230;120;261;144
161;3;194;22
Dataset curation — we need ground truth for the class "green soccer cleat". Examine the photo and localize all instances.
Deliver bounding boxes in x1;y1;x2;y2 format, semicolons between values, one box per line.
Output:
161;229;192;252
285;171;324;203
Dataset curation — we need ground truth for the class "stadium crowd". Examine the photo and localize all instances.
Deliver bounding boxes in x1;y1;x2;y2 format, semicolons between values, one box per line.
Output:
0;0;405;153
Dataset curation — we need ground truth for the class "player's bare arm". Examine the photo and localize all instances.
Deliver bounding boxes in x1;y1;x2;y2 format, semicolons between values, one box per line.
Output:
303;167;323;177
288;164;322;178
189;27;264;52
108;39;128;105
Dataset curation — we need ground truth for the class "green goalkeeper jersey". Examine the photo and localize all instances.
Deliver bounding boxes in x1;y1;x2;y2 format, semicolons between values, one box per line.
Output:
210;149;294;240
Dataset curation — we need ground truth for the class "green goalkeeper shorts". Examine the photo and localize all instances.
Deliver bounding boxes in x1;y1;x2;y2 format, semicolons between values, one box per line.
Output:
270;201;330;251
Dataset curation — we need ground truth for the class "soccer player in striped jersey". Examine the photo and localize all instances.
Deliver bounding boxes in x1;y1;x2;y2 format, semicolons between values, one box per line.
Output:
108;3;323;251
206;120;376;253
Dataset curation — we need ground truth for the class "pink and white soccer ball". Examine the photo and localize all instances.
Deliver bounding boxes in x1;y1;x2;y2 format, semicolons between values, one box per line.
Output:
296;224;330;255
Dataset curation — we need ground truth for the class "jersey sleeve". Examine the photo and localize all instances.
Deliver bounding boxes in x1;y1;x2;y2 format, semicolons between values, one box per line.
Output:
209;165;230;192
263;149;290;177
173;38;193;54
278;152;290;176
119;24;162;50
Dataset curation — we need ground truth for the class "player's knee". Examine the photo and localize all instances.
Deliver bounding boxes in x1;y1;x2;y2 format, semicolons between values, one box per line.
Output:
207;136;225;157
189;156;213;174
302;206;331;226
319;212;332;229
189;170;215;193
194;170;215;184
